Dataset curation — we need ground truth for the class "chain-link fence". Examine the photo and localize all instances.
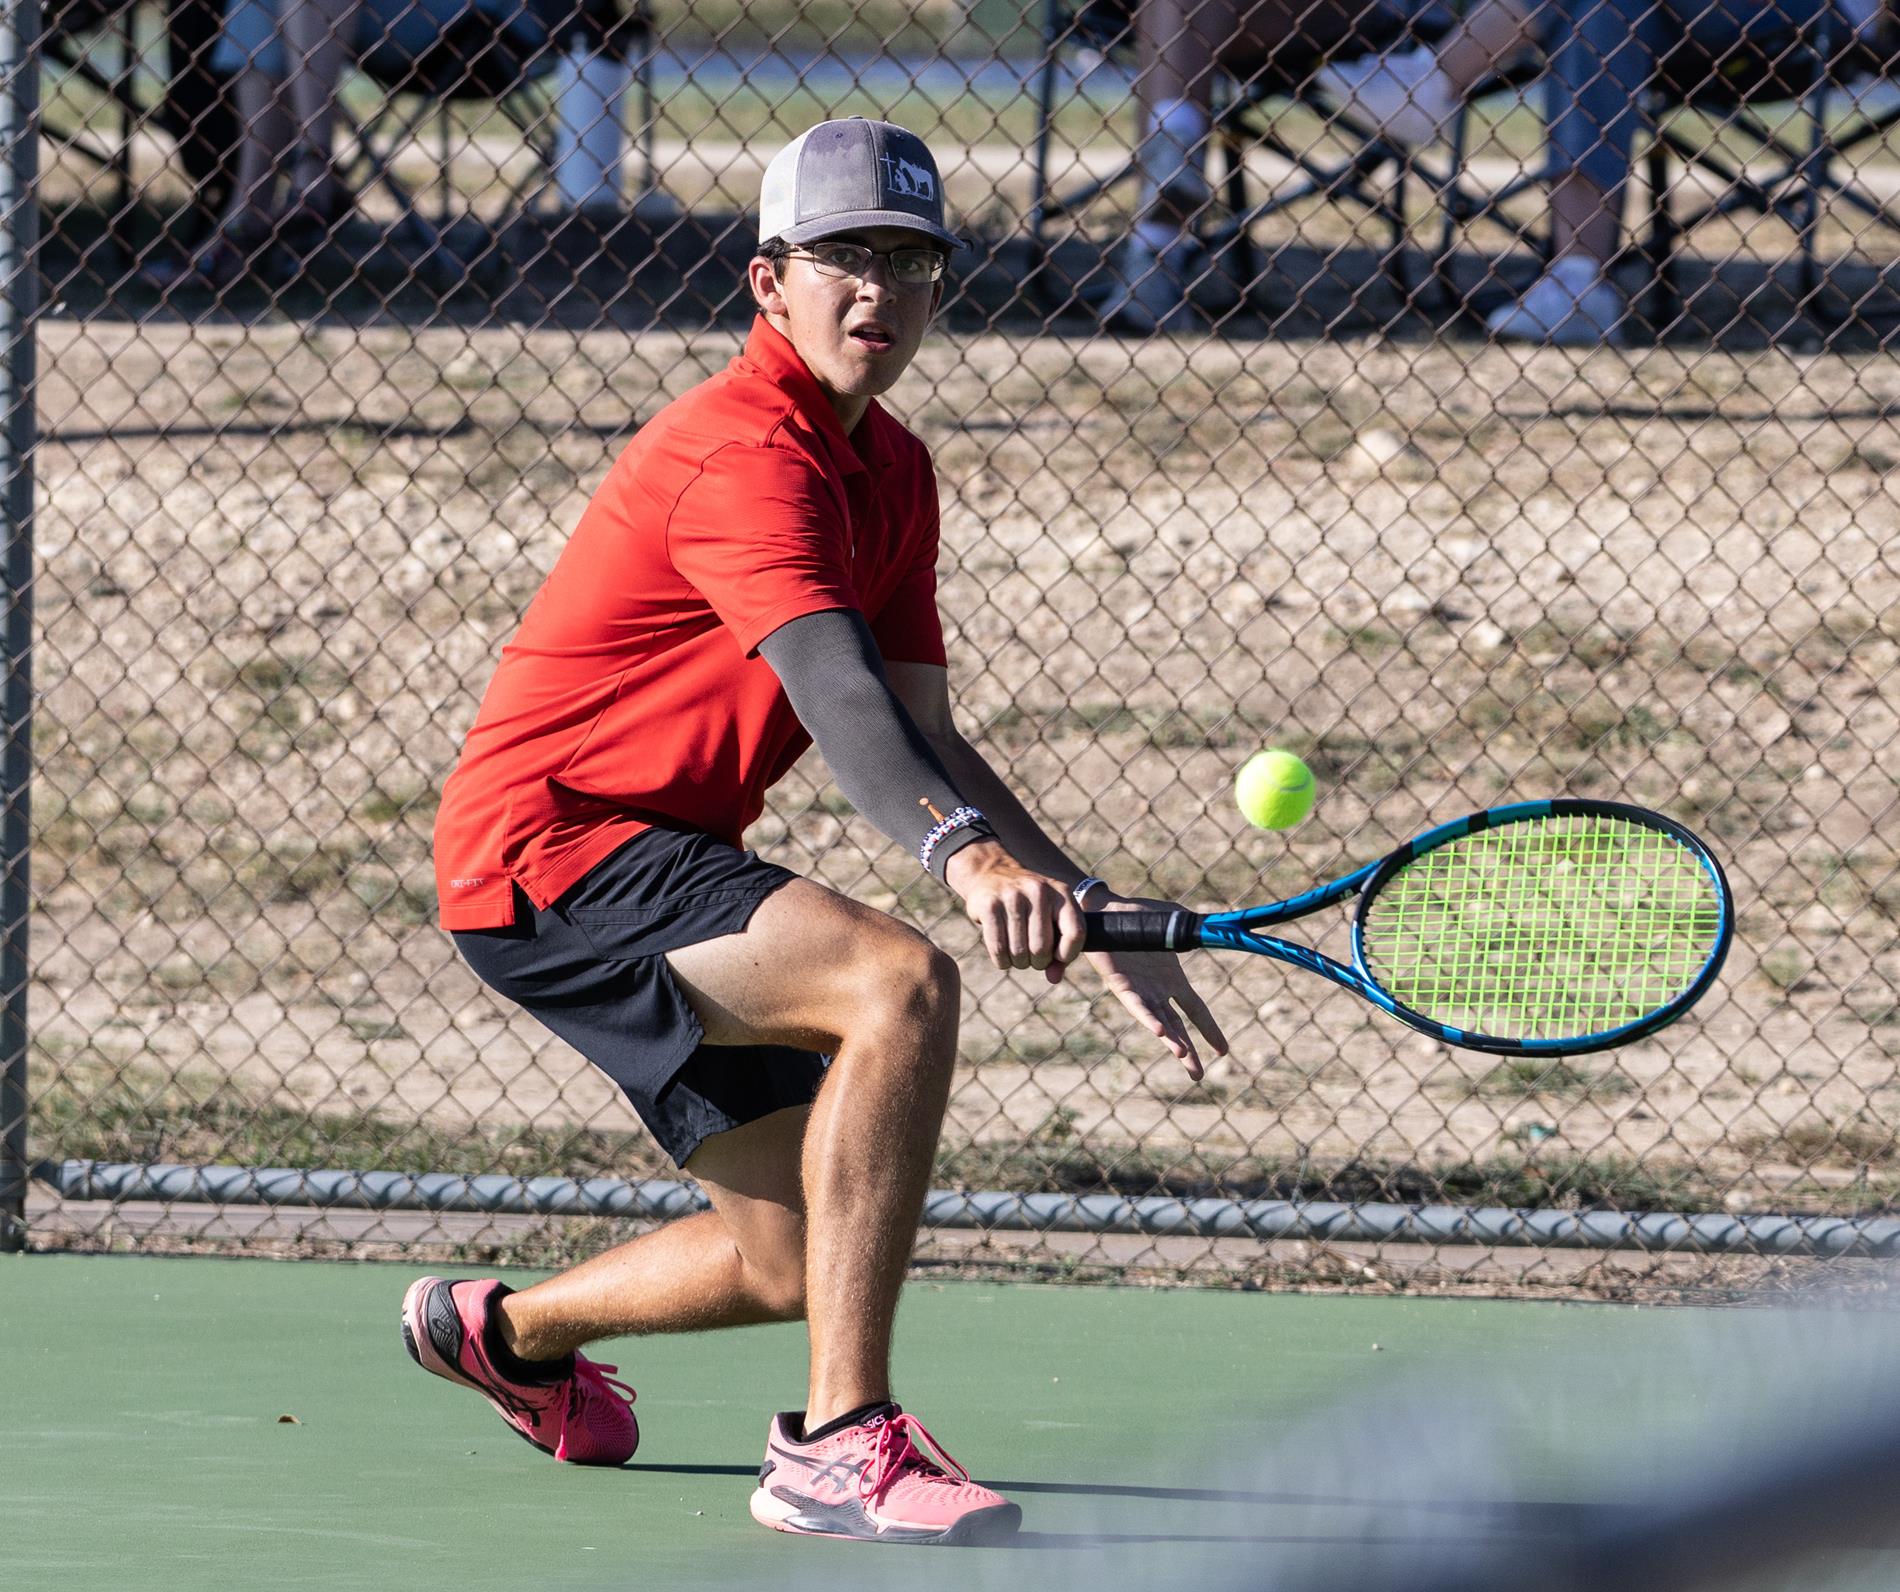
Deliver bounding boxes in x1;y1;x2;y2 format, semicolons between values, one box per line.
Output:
5;0;1898;1296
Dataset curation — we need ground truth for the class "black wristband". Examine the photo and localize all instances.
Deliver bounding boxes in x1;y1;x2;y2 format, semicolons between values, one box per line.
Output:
925;818;997;881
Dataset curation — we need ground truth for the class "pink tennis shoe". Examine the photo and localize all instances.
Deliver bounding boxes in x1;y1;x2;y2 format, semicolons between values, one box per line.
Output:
399;1276;638;1465
751;1404;1021;1545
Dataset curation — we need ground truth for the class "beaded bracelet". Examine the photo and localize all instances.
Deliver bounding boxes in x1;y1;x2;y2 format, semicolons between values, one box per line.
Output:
918;804;988;873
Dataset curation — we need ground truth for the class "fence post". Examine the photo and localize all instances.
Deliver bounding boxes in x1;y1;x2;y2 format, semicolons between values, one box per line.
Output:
0;0;37;1254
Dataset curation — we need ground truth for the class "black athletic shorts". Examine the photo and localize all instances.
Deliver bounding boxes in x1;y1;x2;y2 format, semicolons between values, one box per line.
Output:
452;825;828;1168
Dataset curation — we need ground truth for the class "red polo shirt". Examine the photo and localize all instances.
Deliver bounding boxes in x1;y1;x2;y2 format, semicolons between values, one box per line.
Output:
433;317;947;931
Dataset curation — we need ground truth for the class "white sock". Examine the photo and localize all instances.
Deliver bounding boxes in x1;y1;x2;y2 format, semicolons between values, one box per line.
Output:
1151;98;1211;149
1139;98;1212;200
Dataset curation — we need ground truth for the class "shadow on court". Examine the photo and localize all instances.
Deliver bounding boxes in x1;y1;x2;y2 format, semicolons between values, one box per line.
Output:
631;1458;1599;1517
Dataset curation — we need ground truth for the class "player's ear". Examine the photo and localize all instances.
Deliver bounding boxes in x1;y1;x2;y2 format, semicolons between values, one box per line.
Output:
748;255;787;315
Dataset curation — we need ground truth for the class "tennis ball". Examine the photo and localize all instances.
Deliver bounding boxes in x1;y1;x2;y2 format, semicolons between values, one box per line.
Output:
1235;749;1315;830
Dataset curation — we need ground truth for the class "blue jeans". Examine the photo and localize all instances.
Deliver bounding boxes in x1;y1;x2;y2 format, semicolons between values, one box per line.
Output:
1543;0;1840;192
211;0;557;79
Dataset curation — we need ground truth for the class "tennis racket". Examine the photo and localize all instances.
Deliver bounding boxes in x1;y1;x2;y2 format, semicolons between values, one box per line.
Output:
1082;798;1732;1056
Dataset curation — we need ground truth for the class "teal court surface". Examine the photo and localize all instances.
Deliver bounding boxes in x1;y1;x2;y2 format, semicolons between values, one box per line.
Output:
5;1253;1899;1591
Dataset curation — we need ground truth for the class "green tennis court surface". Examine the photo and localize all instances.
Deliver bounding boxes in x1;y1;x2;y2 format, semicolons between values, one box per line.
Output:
6;1253;1897;1591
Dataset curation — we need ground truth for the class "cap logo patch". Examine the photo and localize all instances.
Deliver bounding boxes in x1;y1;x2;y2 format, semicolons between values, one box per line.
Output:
881;153;935;202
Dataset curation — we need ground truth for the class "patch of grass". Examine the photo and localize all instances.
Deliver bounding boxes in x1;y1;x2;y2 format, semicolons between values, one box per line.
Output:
1759;948;1812;991
1030;1106;1082;1146
934;1140;1724;1213
241;841;359;906
1329;622;1403;654
996;1030;1114;1066
1565;626;1635;670
1147;1070;1297;1109
203;653;352;761
344;1016;410;1043
148;954;258;998
1739;1116;1900;1169
1294;415;1356;461
1474;1059;1633;1098
357;785;440;824
344;871;436;925
39;1053;1865;1220
30;1055;670;1179
977;701;1247;751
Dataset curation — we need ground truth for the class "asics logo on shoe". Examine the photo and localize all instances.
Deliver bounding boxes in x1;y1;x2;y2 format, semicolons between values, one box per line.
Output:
809;1456;872;1494
768;1443;871;1497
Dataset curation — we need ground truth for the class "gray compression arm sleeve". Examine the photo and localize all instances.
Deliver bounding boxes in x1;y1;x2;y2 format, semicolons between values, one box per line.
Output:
756;609;995;879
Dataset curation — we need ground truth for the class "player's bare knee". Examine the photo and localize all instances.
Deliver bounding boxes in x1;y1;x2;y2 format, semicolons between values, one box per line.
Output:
856;929;958;1043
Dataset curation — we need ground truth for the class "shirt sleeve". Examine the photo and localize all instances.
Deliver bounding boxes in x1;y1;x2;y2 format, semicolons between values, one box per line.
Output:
868;478;947;667
666;442;858;655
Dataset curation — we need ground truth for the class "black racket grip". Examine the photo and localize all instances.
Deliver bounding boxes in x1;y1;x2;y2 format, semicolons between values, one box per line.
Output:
1082;910;1204;953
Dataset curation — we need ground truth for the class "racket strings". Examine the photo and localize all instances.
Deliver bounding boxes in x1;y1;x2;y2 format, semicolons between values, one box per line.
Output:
1360;816;1724;1041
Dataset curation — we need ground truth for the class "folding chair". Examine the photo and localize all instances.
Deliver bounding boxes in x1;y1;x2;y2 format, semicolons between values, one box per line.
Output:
42;0;241;259
337;0;655;284
1423;2;1900;330
1636;18;1900;322
1024;0;1459;319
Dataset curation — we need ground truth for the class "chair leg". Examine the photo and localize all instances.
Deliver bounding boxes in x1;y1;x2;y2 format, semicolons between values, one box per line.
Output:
436;104;453;224
1026;0;1066;295
635;3;657;203
1645;122;1678;328
1388;157;1415;307
1431;103;1469;316
1217;117;1260;311
108;18;135;269
1795;67;1830;313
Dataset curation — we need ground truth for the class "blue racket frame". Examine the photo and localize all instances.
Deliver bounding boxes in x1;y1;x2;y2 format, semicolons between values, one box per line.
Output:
1088;799;1735;1057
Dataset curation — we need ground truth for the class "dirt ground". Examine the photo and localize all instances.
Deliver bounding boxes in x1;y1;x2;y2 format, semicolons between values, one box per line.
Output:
19;121;1900;1280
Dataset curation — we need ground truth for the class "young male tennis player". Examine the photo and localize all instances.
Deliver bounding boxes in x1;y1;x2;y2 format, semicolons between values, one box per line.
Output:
406;117;1228;1546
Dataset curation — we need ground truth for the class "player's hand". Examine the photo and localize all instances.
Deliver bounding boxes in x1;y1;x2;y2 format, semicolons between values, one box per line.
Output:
943;841;1085;975
1086;894;1230;1079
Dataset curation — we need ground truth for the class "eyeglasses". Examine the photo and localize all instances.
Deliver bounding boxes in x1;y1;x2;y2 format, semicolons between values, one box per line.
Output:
786;241;947;286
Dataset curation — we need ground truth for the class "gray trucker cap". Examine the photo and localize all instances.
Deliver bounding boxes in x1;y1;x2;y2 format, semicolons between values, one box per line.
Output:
758;117;966;251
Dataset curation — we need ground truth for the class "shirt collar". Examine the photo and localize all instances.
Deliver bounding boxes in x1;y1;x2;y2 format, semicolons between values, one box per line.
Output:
741;316;897;478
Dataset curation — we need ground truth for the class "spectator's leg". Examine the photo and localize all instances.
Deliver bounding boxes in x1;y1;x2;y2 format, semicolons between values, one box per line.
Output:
1482;0;1653;340
1099;0;1237;330
1131;0;1235;216
281;0;360;216
1129;0;1367;203
1543;0;1659;264
223;68;293;233
1436;0;1536;97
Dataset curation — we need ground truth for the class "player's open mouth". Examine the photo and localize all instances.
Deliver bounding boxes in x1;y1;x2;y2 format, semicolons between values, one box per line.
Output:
849;324;895;351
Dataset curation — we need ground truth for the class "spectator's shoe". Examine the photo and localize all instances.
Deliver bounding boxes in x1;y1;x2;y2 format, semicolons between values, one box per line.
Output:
751;1404;1022;1545
1312;45;1459;147
1845;72;1900;123
1484;257;1629;347
1099;229;1205;334
1134;126;1212;217
399;1276;638;1465
276;195;352;259
137;222;273;293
